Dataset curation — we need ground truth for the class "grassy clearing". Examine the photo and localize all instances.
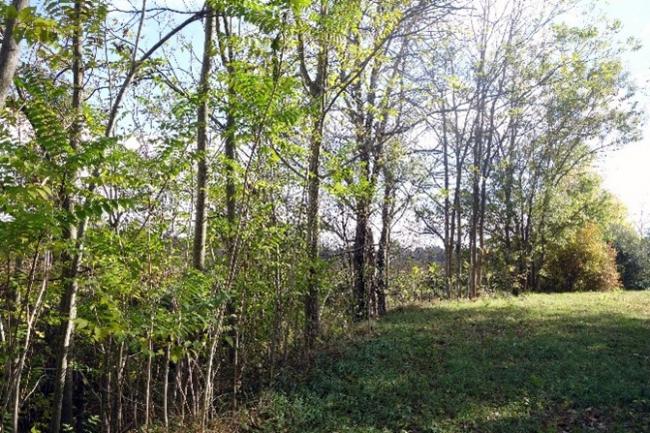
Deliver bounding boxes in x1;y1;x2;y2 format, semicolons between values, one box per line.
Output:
247;291;650;433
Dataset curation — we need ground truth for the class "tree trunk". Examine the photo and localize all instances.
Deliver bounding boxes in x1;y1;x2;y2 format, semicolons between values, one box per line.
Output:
112;342;125;433
365;228;377;317
101;345;112;433
163;343;170;429
144;333;153;428
62;368;74;427
224;106;239;407
353;111;371;320
50;1;84;430
441;106;452;298
469;118;482;298
299;0;329;353
192;4;214;271
304;111;323;350
376;170;392;316
353;197;369;321
0;0;29;108
454;157;463;298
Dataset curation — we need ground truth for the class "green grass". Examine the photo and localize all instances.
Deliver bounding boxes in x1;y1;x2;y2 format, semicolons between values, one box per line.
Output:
251;291;650;433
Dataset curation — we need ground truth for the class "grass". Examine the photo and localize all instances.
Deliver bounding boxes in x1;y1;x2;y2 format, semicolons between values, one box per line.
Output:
248;291;650;433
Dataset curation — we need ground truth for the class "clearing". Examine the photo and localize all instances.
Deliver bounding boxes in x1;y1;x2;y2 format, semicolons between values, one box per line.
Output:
251;291;650;433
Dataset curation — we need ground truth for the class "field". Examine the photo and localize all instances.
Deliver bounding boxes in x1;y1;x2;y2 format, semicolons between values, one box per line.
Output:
251;291;650;433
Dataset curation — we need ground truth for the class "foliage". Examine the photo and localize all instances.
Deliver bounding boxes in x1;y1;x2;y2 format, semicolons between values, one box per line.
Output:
611;224;650;289
542;223;620;292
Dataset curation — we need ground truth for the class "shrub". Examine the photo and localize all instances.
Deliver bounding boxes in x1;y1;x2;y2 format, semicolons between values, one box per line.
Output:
543;223;620;292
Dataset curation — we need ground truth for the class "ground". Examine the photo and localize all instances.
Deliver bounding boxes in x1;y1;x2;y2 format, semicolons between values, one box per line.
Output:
248;291;650;433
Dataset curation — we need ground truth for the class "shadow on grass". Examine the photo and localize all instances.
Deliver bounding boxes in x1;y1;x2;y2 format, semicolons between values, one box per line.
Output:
255;301;650;433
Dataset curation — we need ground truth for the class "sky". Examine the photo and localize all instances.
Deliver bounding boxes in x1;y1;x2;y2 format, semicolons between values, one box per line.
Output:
596;0;650;231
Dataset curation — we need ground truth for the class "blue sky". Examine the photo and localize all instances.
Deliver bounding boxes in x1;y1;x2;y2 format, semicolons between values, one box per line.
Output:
596;0;650;231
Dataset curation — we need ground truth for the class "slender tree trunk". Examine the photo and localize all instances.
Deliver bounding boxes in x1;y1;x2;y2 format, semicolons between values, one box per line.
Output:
503;126;517;292
192;4;214;271
305;111;323;350
299;0;329;352
353;113;371;320
0;0;29;108
224;106;239;407
144;333;153;428
454;157;463;298
365;228;377;317
441;107;451;298
376;157;395;316
112;342;125;433
477;175;487;293
62;367;74;427
101;345;112;433
469;121;482;298
163;343;170;429
50;2;84;430
353;197;369;321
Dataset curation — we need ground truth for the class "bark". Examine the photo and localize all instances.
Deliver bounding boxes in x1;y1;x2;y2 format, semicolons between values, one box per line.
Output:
112;342;125;433
101;346;111;433
299;0;329;351
375;170;392;316
352;89;371;321
192;4;214;271
351;48;382;322
0;0;29;108
50;1;83;430
144;333;153;428
62;368;74;427
353;197;370;321
163;343;170;429
225;90;239;409
304;111;323;350
365;226;377;317
469;103;484;298
441;103;452;298
215;9;241;404
453;155;463;298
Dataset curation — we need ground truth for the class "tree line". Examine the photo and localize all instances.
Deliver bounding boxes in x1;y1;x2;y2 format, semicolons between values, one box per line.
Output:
0;0;644;432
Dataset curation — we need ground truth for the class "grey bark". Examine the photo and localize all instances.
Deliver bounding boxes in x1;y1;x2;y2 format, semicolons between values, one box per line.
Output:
192;5;214;271
0;0;29;108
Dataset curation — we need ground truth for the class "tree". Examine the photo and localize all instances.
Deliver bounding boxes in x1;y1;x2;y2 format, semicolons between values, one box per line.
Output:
49;1;85;430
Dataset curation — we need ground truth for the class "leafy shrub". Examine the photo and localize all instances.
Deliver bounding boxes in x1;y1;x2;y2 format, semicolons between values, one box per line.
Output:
543;223;620;292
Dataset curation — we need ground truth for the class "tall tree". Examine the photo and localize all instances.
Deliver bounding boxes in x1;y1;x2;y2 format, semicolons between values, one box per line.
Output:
49;0;84;430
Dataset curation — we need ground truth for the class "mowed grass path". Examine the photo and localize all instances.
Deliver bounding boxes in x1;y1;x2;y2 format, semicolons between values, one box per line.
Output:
254;292;650;433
